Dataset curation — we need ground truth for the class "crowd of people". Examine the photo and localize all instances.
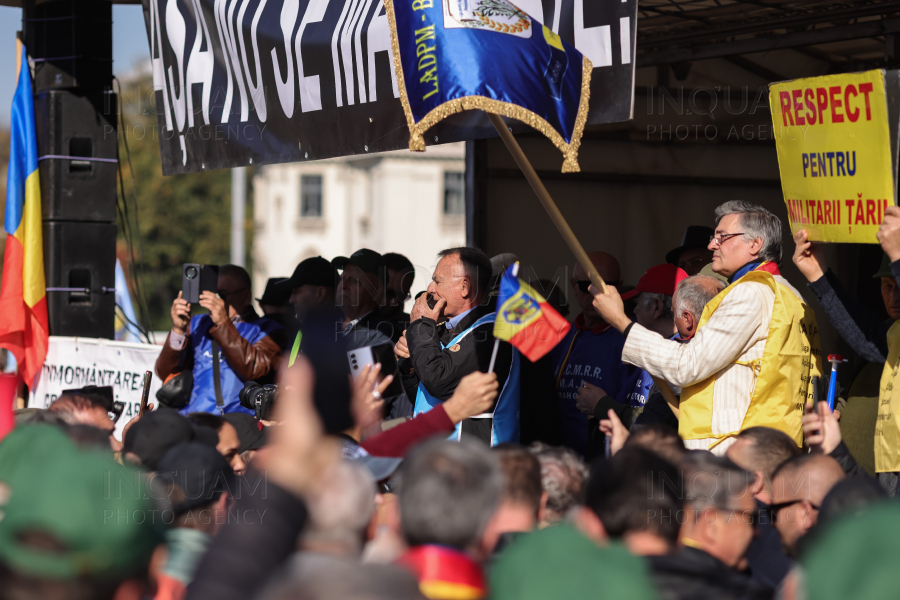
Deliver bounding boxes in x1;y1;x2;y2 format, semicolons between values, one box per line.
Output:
5;199;900;600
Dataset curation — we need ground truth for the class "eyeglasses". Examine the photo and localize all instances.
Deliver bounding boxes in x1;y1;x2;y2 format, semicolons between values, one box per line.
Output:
766;499;819;522
709;232;747;247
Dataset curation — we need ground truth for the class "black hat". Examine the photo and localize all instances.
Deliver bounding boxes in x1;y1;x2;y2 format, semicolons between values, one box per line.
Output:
332;249;387;283
156;442;235;514
666;226;714;266
277;256;338;290
223;413;268;452
873;254;892;279
122;408;216;470
256;277;291;306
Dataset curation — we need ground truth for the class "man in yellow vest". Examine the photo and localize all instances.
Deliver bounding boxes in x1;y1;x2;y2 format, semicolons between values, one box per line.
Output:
793;205;900;495
590;201;822;454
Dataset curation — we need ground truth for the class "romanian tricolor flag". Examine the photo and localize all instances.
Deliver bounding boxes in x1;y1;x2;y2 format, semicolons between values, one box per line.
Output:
398;545;487;600
494;263;570;362
0;45;48;387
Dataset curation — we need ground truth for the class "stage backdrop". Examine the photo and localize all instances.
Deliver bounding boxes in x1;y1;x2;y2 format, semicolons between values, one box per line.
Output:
141;0;637;174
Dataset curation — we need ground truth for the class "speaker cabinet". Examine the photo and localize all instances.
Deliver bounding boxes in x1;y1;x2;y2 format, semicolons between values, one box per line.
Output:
25;0;113;94
43;221;116;339
34;90;117;223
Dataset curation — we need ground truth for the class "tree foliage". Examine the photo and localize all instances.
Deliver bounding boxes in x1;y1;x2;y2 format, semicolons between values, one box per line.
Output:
116;74;251;331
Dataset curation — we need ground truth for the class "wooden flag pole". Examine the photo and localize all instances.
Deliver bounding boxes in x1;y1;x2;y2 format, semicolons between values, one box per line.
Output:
487;114;681;416
487;114;607;295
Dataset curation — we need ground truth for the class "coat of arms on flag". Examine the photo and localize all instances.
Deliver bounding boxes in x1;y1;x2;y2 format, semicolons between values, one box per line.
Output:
493;263;570;362
442;0;533;37
383;0;592;172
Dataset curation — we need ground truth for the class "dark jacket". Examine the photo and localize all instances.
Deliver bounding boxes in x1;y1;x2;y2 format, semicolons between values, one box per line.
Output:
352;310;398;345
744;500;793;591
378;311;411;344
829;440;870;479
400;304;513;443
649;546;772;600
185;473;308;600
807;264;900;364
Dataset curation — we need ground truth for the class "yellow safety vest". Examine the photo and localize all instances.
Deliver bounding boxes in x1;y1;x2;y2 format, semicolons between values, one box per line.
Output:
875;321;900;472
679;269;822;448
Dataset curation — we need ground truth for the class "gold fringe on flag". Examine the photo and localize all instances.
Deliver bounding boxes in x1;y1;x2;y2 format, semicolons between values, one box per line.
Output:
382;0;592;173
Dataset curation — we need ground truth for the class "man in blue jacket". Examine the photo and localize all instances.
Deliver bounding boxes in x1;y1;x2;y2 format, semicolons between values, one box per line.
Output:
156;265;285;415
552;251;636;457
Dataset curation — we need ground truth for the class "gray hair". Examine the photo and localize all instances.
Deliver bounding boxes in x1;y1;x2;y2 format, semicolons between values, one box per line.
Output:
637;292;673;320
303;460;377;555
674;275;725;322
398;439;503;550
681;452;753;511
529;443;588;524
715;200;783;264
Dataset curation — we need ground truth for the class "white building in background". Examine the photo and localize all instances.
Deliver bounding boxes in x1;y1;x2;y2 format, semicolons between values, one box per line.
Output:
251;142;466;303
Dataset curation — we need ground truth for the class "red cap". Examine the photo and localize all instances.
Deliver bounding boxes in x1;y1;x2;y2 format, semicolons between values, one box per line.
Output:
621;264;689;300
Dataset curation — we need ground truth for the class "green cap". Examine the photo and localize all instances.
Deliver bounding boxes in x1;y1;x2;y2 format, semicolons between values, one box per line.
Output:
699;262;728;284
0;425;164;581
803;502;899;600
490;524;659;600
873;254;892;279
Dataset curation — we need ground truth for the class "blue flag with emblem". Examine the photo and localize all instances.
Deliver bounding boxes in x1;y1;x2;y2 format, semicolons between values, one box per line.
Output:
384;0;592;172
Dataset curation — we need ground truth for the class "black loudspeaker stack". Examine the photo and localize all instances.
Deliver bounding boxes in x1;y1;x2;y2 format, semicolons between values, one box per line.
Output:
24;0;117;339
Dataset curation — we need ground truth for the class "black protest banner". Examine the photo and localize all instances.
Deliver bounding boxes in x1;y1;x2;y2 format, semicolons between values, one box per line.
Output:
142;0;636;175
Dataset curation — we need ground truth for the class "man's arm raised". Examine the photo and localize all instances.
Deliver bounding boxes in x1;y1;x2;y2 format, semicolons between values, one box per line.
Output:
794;228;890;362
592;282;769;388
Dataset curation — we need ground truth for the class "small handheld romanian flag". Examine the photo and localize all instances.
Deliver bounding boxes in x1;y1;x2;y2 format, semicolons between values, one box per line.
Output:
384;0;592;172
494;263;570;362
0;45;49;387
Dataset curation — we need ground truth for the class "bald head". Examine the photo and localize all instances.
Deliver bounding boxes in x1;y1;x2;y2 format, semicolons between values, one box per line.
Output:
573;251;622;287
571;252;622;327
770;453;845;556
772;454;845;506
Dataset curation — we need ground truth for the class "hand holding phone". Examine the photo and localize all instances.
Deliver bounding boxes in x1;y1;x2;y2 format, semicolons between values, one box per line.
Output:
411;291;445;322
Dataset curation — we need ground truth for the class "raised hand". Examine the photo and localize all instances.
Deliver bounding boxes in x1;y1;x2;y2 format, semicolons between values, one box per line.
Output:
599;409;629;456
792;229;826;283
171;291;191;334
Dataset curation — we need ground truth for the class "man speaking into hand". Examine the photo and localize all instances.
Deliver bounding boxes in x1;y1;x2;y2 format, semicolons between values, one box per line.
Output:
394;247;519;445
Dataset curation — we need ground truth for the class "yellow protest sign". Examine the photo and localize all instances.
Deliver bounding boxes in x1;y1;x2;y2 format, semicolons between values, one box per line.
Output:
770;70;895;243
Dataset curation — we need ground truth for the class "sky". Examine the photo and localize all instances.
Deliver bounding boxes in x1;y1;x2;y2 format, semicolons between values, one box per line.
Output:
0;4;149;125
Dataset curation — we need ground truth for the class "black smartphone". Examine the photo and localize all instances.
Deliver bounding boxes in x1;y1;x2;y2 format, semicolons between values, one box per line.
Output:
183;264;218;303
415;291;437;309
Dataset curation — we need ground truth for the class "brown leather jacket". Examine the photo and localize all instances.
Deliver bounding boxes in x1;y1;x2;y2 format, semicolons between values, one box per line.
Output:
155;308;286;383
